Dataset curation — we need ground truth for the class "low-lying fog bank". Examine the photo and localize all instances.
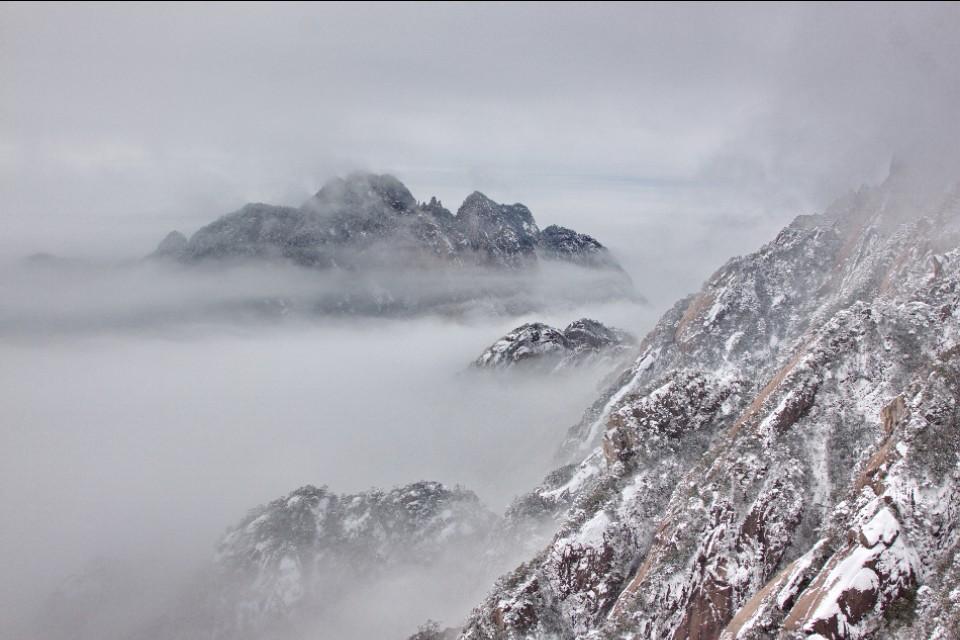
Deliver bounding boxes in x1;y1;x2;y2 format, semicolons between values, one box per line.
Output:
0;256;641;336
0;261;655;639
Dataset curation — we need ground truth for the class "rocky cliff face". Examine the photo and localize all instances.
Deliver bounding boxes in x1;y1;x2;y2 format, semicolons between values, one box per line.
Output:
154;173;623;273
456;171;960;640
457;192;540;268
472;319;636;372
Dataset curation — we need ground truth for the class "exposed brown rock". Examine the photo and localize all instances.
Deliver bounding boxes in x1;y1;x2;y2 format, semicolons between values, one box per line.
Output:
782;508;918;639
853;439;898;495
880;395;907;435
675;291;716;342
672;568;735;640
729;343;809;439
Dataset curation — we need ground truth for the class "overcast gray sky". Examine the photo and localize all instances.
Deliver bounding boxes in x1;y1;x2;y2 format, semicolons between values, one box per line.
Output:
3;2;959;302
2;6;960;633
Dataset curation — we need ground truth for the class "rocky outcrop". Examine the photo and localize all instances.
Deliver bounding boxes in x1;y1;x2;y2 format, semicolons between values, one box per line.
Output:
539;225;621;270
472;319;636;372
151;482;499;640
457;192;540;268
456;169;960;640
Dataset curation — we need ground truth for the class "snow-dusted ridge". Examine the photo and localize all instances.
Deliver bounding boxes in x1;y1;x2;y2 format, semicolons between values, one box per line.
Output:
472;318;637;373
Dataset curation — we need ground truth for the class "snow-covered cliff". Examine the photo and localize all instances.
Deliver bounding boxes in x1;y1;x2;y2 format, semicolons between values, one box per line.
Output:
457;171;960;640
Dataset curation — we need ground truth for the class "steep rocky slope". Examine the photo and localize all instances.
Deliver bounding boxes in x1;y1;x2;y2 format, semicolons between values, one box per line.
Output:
472;319;636;372
456;170;960;639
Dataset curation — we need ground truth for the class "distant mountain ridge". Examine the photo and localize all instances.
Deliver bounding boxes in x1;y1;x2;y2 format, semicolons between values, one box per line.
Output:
152;173;623;272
